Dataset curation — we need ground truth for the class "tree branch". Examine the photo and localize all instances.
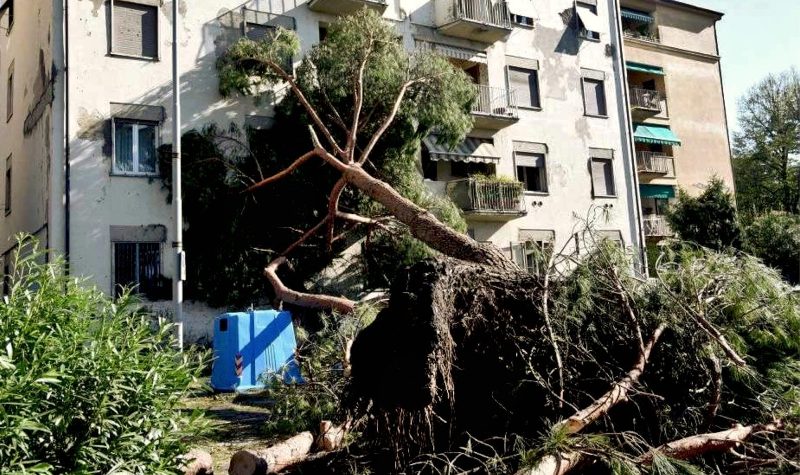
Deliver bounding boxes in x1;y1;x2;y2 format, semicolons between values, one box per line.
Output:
244;150;319;193
562;323;668;434
348;39;373;161
265;257;356;314
326;179;348;252
358;79;415;164
637;421;784;465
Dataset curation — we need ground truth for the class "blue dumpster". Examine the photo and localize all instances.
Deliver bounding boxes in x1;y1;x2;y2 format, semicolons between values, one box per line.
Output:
210;309;301;392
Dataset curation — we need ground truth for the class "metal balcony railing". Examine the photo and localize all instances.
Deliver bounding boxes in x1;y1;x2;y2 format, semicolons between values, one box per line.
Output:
643;215;672;237
630;87;663;112
636;151;672;175
623;29;660;43
454;0;512;28
447;178;525;215
472;85;518;119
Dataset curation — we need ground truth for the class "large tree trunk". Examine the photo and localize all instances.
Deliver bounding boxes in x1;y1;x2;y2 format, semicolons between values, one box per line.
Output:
342;165;517;269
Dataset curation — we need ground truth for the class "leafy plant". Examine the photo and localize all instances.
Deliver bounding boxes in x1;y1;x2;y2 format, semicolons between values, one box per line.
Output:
742;212;800;284
666;177;741;250
0;236;208;475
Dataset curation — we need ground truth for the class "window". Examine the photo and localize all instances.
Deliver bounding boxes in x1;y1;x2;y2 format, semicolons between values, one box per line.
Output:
512;230;555;275
0;0;14;33
450;161;495;179
590;157;615;197
111;0;158;59
113;242;163;298
6;61;13;122
4;155;10;215
576;1;601;40
515;152;547;193
596;230;624;249
508;67;540;109
113;119;158;175
511;14;534;27
582;78;607;117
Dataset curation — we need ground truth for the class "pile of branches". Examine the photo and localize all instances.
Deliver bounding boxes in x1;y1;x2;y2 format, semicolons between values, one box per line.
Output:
261;239;799;475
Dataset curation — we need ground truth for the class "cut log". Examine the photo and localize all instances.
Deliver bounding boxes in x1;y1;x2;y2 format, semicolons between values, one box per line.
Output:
318;420;346;452
229;432;315;475
181;448;214;475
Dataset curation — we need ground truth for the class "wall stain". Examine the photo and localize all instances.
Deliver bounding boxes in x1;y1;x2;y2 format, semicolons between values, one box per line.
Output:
76;107;106;141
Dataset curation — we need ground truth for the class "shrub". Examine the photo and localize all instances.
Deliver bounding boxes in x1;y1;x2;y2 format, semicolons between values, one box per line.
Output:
742;212;800;284
666;177;741;250
0;237;208;474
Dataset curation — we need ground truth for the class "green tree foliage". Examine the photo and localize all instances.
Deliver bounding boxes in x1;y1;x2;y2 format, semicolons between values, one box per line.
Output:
0;237;207;475
742;212;800;284
666;178;741;250
733;68;800;215
172;10;473;306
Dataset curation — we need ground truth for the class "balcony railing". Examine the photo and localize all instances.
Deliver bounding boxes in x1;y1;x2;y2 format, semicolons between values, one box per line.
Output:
630;88;663;112
472;85;518;123
623;29;660;43
447;178;525;217
455;0;512;28
637;151;673;175
436;0;512;42
643;215;672;237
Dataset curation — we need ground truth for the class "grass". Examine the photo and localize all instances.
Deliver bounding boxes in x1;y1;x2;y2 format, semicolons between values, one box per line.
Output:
183;384;276;473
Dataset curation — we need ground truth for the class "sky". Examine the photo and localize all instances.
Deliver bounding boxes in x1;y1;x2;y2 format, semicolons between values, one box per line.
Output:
685;0;800;133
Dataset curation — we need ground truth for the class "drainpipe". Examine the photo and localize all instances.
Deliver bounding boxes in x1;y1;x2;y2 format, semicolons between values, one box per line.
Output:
172;0;185;350
611;0;647;276
63;0;70;273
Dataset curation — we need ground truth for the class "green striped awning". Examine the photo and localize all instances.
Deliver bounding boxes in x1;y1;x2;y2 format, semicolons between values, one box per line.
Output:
640;184;675;199
621;8;653;23
626;62;665;76
633;124;681;146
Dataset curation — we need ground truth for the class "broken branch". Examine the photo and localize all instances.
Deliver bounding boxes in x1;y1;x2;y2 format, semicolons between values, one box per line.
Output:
265;257;356;314
244;149;319;193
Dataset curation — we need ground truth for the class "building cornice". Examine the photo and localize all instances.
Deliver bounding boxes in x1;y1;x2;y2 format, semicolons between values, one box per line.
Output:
624;36;720;63
655;0;724;20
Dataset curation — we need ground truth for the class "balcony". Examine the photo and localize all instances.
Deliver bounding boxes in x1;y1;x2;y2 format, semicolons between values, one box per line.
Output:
629;87;663;115
435;0;512;43
447;178;526;220
643;215;672;237
623;29;660;43
307;0;387;15
471;85;518;129
636;151;673;176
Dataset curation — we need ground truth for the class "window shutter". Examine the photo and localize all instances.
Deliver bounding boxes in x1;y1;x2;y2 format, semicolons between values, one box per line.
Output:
508;67;539;108
114;1;158;58
591;158;615;196
582;78;607;116
515;152;544;168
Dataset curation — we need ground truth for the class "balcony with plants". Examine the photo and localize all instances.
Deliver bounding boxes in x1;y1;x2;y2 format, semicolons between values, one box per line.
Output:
621;7;659;43
447;175;526;220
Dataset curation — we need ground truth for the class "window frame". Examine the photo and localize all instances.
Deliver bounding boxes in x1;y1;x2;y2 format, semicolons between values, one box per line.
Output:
514;151;548;195
589;156;617;198
111;118;161;177
111;241;163;298
581;77;608;118
6;60;13;122
4;154;10;216
510;14;534;28
506;66;542;110
109;0;161;61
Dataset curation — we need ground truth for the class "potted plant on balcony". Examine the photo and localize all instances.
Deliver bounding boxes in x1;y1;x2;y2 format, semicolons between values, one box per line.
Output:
469;174;523;211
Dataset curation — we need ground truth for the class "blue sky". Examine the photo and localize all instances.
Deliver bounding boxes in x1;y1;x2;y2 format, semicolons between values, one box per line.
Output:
687;0;800;133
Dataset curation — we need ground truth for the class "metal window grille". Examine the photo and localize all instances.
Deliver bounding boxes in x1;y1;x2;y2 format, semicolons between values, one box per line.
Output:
114;242;161;298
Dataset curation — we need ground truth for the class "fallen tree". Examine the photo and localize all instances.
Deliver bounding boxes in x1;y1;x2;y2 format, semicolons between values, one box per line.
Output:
216;11;800;474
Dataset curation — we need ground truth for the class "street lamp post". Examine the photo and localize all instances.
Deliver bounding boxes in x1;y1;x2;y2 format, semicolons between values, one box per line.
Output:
172;0;185;350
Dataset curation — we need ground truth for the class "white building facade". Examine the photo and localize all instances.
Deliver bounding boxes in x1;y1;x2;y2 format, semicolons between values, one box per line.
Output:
0;0;644;339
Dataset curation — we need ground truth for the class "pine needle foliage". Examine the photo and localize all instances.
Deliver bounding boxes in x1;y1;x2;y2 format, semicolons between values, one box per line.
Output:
0;237;208;474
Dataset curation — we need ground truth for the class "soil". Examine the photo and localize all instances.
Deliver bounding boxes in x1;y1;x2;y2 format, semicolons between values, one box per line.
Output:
183;387;275;474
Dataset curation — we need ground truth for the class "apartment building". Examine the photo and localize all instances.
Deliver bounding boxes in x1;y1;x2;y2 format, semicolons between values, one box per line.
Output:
617;0;734;243
0;0;647;338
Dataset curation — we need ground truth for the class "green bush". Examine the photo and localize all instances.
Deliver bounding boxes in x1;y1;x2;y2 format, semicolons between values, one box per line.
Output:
0;237;208;474
742;212;800;284
666;177;741;250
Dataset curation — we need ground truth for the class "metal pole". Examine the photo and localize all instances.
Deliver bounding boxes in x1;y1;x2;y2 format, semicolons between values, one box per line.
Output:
172;0;184;350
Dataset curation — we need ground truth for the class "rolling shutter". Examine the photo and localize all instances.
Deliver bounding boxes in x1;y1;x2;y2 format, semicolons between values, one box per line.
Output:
508;67;539;108
113;1;158;58
582;78;606;116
